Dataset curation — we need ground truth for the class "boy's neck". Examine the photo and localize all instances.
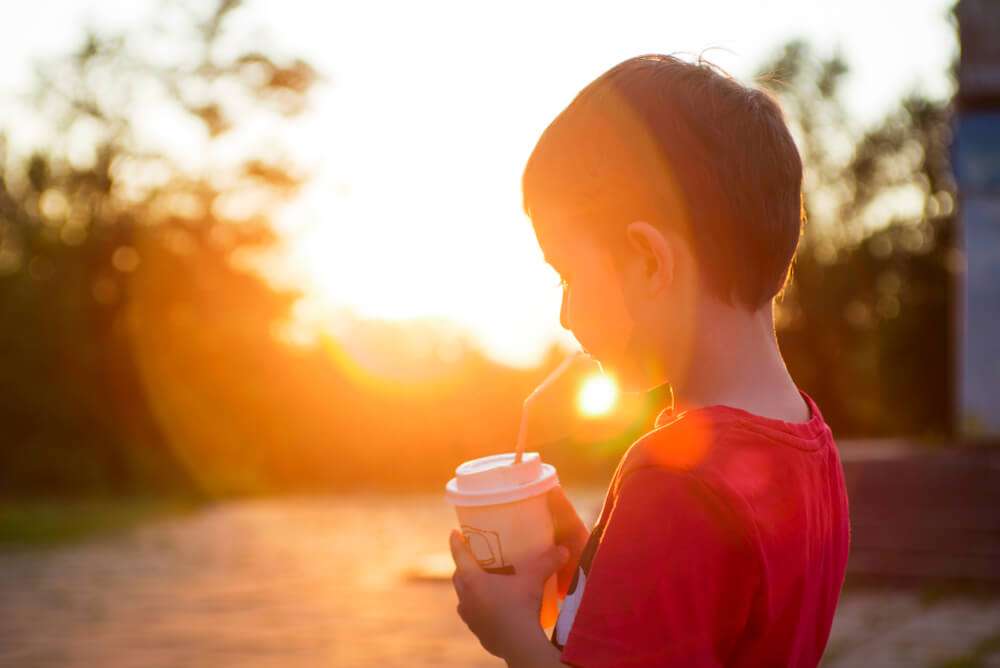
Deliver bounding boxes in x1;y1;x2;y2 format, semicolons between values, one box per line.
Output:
666;301;810;424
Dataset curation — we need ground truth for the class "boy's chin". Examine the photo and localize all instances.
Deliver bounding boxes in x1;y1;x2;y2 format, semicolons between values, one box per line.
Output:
596;356;663;394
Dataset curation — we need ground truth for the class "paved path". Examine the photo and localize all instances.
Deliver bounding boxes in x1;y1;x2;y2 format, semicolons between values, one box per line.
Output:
0;495;997;667
824;590;1000;667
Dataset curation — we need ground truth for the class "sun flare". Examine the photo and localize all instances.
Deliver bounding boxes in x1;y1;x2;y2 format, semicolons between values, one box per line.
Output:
578;374;618;417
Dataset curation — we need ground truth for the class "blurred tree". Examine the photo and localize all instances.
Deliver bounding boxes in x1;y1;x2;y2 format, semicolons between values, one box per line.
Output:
757;41;957;438
0;0;317;497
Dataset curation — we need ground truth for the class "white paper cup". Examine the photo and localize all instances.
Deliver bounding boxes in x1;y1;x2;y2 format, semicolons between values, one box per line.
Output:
446;452;561;628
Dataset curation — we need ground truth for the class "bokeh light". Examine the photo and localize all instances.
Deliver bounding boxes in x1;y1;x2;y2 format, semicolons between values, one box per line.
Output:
577;375;618;417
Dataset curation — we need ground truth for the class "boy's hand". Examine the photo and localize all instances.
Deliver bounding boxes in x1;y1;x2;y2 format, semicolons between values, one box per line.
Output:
548;486;590;598
449;529;568;660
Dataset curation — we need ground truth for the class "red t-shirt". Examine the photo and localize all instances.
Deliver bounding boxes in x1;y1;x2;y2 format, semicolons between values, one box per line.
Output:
552;391;850;667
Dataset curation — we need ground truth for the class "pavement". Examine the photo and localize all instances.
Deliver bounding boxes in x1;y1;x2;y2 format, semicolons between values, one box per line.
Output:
0;495;997;667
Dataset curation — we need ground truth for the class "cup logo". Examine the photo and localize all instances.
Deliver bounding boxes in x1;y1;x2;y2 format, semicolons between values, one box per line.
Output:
461;525;504;566
460;525;515;574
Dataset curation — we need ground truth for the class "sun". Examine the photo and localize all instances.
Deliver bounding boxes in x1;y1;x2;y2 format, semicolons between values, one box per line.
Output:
578;374;618;417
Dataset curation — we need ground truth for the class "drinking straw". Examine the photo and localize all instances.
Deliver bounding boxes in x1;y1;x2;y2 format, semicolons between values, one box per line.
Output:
513;351;587;465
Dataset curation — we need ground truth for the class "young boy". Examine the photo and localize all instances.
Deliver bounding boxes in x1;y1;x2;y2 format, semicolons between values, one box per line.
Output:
449;54;850;667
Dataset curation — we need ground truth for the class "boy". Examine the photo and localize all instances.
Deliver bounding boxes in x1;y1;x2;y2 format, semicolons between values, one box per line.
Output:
449;54;850;667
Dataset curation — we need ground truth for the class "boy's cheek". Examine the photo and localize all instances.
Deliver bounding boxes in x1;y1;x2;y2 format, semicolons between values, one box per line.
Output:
576;276;635;365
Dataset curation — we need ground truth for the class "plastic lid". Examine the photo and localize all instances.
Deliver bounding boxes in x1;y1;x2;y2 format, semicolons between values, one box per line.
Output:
445;452;559;507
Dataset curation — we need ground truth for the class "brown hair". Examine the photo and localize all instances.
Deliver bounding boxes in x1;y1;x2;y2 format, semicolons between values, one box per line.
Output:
522;54;804;311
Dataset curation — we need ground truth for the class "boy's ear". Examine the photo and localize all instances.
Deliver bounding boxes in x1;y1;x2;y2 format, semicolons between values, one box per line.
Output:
625;221;674;295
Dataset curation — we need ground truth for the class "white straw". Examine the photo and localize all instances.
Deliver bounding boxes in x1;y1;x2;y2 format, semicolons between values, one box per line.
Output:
513;352;586;464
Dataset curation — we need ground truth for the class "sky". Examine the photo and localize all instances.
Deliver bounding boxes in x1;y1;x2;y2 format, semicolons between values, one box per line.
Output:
0;0;958;367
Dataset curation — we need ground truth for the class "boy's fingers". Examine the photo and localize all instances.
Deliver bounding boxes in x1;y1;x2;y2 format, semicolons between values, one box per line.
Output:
524;544;569;581
548;486;589;549
449;529;481;573
548;486;576;525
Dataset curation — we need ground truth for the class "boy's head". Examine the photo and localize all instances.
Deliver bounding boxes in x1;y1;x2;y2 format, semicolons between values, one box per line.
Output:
522;54;804;389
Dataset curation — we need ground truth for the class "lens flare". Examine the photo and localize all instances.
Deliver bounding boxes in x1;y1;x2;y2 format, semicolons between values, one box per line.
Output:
578;374;618;416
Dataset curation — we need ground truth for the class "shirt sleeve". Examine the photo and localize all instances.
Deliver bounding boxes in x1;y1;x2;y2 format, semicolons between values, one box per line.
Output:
559;467;760;668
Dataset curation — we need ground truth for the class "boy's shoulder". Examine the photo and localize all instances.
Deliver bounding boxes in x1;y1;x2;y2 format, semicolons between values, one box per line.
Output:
610;391;835;502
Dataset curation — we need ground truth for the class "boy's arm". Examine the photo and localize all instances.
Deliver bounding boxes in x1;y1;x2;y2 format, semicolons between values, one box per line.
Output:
503;626;566;668
548;486;590;598
556;467;757;667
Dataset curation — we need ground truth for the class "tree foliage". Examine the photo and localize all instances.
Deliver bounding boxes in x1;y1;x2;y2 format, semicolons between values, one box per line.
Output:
0;0;315;496
758;41;957;438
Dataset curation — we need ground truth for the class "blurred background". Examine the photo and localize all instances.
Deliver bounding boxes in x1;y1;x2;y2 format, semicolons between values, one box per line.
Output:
0;0;997;666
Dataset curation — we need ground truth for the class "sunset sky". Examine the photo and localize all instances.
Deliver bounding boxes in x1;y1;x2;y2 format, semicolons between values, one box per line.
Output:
0;0;957;367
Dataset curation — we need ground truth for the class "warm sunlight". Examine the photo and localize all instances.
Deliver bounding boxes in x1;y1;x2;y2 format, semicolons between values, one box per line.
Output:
246;0;955;369
578;375;618;417
0;0;953;370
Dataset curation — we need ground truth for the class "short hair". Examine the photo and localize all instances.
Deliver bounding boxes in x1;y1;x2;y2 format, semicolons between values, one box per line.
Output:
522;54;804;311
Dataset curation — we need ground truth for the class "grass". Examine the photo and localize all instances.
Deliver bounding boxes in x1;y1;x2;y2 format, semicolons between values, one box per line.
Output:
0;497;201;546
929;631;1000;668
920;580;1000;608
